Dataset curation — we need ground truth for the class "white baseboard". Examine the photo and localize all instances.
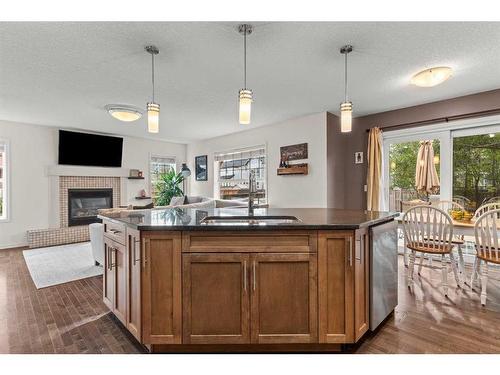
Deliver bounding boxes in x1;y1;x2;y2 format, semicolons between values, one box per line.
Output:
0;242;28;250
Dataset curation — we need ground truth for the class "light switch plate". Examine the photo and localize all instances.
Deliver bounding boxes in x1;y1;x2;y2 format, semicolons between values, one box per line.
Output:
364;184;367;192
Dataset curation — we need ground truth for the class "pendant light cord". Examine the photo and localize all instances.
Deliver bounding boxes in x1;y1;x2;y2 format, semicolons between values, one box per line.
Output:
151;52;155;102
244;24;247;89
344;51;348;102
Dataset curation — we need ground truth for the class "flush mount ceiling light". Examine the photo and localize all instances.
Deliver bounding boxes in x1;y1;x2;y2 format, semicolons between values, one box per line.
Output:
340;45;353;133
145;45;160;134
105;104;143;122
410;67;452;87
238;24;253;125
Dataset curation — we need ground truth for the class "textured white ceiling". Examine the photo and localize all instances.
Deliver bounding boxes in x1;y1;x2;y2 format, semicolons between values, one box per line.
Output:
1;22;500;142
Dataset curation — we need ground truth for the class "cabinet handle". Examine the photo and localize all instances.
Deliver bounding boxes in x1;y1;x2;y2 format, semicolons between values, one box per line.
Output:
252;261;256;291
142;239;148;269
243;261;247;292
348;237;353;267
133;239;141;266
108;229;121;234
110;248;116;269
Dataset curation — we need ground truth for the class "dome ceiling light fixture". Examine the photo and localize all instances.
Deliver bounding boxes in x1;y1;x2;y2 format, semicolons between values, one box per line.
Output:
340;44;353;133
145;45;160;134
105;104;143;122
238;23;253;125
410;66;453;87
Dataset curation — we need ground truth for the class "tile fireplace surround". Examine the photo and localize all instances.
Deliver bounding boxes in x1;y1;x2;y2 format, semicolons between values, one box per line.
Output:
27;176;121;248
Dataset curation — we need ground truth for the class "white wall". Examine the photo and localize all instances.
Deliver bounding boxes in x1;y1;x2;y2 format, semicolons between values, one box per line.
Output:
187;112;328;208
0;120;186;249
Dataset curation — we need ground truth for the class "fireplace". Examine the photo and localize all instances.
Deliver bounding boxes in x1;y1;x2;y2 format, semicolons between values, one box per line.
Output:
68;188;113;226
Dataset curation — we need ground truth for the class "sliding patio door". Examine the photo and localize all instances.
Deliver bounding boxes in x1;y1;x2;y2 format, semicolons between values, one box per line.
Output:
382;130;451;214
451;124;500;211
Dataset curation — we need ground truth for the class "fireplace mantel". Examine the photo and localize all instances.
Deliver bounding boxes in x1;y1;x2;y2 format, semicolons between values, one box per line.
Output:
46;165;130;178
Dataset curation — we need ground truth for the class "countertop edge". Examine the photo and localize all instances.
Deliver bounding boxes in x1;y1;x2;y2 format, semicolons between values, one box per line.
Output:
98;213;397;231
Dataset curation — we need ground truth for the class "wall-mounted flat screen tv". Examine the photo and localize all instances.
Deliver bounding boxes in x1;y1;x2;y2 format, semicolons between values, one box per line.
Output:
58;130;123;167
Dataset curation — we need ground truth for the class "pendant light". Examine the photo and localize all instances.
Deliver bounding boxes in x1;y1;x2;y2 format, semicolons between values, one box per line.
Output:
145;45;160;134
340;45;353;133
238;24;253;125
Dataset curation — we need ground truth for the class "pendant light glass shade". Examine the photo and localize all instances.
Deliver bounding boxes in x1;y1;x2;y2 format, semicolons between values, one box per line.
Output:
239;89;253;125
340;101;352;133
147;102;160;133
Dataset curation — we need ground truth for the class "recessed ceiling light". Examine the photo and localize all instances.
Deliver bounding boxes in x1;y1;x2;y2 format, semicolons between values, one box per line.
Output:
410;67;452;87
105;104;143;122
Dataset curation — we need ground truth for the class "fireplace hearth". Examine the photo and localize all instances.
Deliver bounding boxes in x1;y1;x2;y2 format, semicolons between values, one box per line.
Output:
68;188;113;226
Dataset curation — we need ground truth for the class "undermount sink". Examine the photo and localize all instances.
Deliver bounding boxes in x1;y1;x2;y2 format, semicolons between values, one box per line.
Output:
200;215;301;225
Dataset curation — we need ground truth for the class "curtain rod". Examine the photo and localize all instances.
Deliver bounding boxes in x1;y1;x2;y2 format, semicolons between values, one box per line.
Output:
365;108;500;133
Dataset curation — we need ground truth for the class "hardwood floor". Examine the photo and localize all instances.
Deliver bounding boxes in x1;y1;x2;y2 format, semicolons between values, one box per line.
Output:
0;247;143;354
1;246;499;354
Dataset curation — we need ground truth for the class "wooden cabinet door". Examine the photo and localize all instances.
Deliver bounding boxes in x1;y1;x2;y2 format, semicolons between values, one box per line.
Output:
103;236;115;311
142;232;182;345
354;228;370;341
112;240;127;325
250;253;318;344
318;231;355;343
126;228;142;341
183;253;251;344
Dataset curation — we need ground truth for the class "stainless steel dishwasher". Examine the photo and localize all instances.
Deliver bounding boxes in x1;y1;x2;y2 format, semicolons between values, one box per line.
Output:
369;219;398;330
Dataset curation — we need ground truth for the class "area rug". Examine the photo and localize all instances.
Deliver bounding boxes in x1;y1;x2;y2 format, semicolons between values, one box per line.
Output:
23;242;103;289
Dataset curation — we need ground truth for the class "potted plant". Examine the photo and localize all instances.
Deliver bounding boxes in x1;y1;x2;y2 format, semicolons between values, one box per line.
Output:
154;169;185;206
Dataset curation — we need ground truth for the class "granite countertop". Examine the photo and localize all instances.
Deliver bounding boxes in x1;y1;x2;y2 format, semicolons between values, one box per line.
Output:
98;207;398;231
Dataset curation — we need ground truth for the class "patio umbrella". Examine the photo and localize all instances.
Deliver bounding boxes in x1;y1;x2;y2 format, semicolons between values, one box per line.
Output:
415;140;440;194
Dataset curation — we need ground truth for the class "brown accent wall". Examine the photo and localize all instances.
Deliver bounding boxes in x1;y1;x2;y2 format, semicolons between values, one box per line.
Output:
329;88;500;210
326;112;346;208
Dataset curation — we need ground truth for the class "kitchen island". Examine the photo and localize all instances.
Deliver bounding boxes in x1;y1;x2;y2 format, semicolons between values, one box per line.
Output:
98;207;398;353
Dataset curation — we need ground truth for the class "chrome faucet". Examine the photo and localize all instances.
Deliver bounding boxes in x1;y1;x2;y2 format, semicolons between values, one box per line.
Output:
248;169;256;215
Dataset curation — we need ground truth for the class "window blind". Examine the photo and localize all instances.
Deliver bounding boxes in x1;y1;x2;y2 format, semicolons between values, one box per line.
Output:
214;146;265;162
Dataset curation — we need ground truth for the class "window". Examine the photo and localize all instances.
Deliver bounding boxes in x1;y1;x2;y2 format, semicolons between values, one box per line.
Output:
214;146;267;205
452;130;499;211
150;155;176;199
0;140;8;220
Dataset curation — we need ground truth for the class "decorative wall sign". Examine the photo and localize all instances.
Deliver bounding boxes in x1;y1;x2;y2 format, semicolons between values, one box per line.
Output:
280;143;308;161
195;155;208;181
355;152;363;164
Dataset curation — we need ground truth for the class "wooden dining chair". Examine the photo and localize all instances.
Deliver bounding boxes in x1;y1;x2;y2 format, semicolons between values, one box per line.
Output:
433;200;465;212
453;195;471;208
433;200;467;281
474;202;500;220
402;205;461;296
481;196;500;206
471;209;500;306
401;199;431;267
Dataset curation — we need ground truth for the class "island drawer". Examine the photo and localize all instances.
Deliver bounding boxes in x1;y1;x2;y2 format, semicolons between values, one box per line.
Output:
103;219;126;245
182;231;317;253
